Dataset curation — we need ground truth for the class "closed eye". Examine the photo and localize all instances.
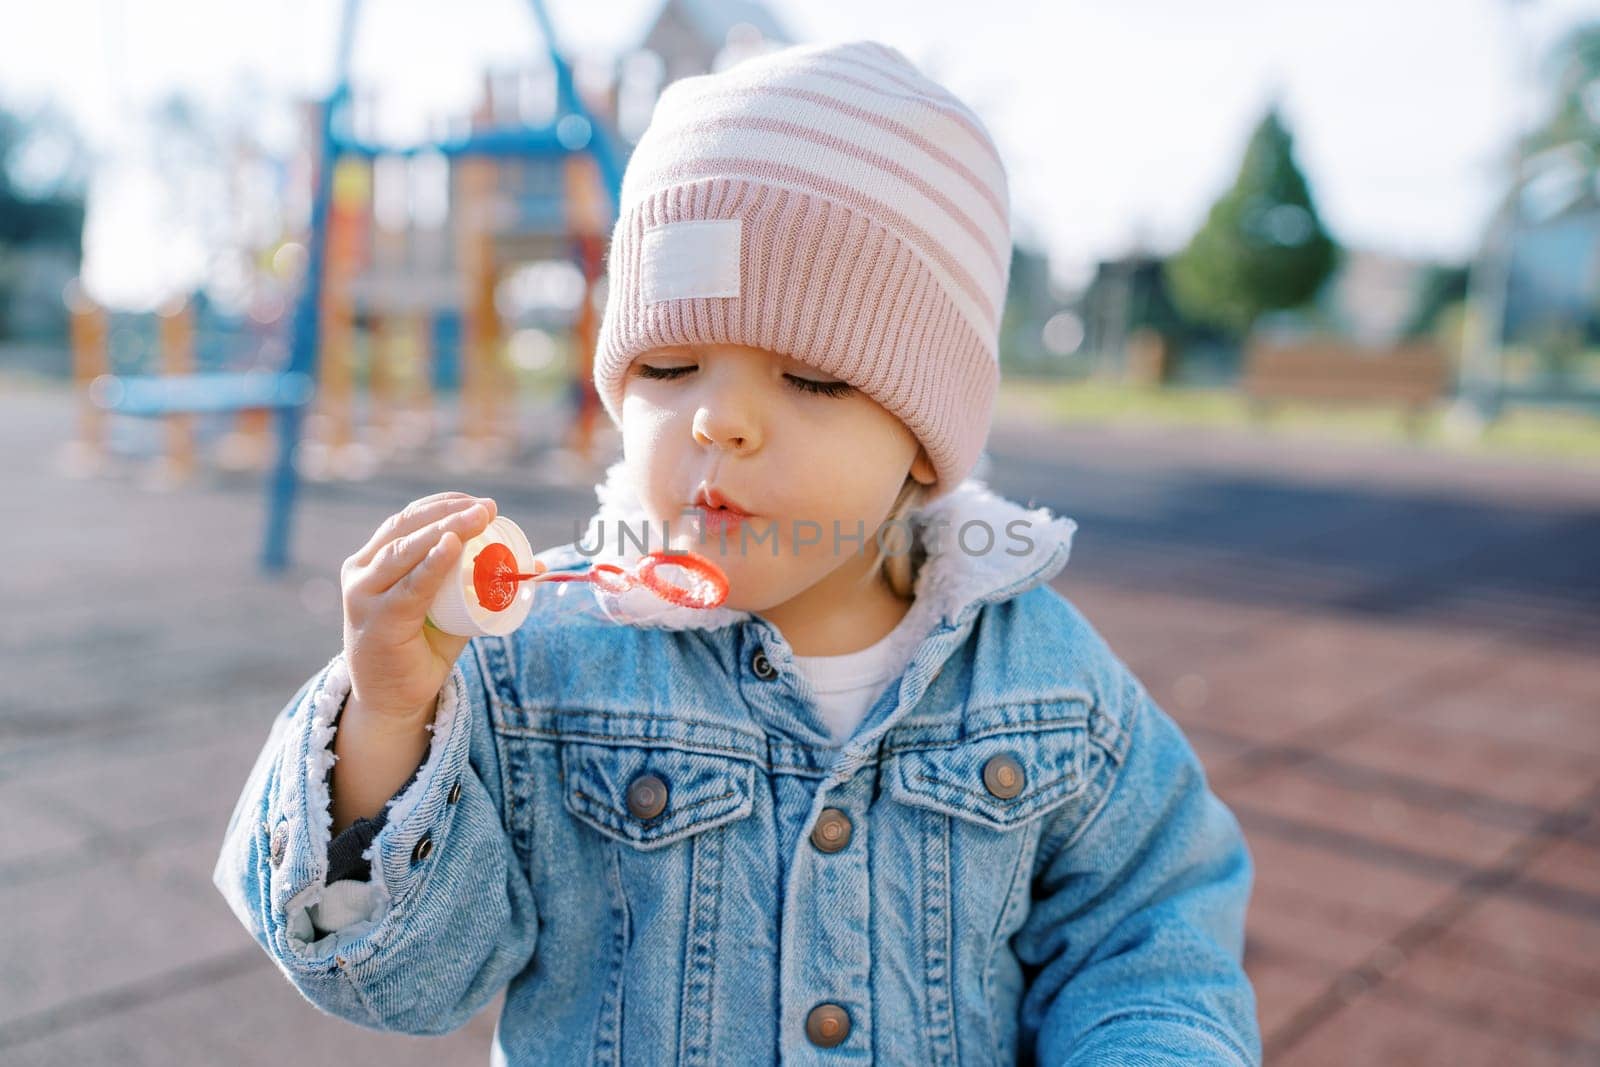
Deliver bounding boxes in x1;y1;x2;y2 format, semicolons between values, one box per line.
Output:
633;364;695;381
785;375;854;397
633;364;854;398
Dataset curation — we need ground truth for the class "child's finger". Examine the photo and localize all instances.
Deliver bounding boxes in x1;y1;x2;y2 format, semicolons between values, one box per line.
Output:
359;504;492;598
350;493;494;570
386;528;466;611
351;493;486;570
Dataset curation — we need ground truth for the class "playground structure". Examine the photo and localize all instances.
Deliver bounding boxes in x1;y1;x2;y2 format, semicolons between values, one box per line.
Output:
63;283;294;488
73;0;627;574
298;70;620;482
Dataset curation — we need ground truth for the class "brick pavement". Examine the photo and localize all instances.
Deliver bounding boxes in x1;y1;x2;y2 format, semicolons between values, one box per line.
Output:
2;372;1596;1063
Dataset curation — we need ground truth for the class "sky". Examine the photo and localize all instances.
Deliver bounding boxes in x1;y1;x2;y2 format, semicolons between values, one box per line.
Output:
2;0;1598;308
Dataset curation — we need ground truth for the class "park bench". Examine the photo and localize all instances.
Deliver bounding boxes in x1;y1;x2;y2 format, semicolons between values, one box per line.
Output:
1240;339;1454;435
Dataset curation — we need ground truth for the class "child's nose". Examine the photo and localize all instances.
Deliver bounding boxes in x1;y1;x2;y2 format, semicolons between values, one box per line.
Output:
692;402;761;453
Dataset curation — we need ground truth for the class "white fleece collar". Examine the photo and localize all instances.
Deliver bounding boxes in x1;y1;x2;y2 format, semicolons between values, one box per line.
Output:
533;457;1079;633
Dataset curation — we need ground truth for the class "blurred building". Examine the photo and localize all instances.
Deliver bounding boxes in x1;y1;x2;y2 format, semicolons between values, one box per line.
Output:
1074;251;1196;378
1316;249;1433;348
639;0;794;85
999;243;1067;374
1503;193;1600;346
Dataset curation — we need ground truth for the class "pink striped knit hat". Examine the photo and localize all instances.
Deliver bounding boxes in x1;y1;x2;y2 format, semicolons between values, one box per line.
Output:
593;39;1011;501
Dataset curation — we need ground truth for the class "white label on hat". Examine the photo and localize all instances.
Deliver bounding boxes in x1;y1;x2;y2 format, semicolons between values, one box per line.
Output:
639;218;742;303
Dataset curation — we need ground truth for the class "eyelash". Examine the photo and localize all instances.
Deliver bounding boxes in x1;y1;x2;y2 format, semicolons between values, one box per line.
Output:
634;364;854;398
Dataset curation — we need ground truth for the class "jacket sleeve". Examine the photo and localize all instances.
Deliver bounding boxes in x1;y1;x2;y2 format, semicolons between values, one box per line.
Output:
210;638;540;1036
1013;672;1261;1066
306;748;427;937
318;714;428;888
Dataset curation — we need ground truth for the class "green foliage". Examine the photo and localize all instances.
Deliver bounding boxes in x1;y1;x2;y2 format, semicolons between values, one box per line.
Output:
1401;263;1471;340
1527;22;1600;159
1164;106;1339;337
0;103;87;337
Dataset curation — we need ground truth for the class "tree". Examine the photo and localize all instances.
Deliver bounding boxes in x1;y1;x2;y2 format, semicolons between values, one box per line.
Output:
0;103;87;247
1526;22;1600;162
1401;263;1471;341
0;103;87;338
1164;105;1339;337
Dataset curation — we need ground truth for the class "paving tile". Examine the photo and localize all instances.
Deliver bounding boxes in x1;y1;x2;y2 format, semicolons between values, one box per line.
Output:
1277;993;1590;1066
1443;893;1600;989
1242;949;1336;1040
1052;579;1281;663
1222;768;1525;872
12;720;279;840
1245;878;1413;973
0;956;499;1066
1403;644;1600;757
0;832;254;1028
1152;614;1494;746
1319;717;1598;814
1516;837;1600;899
1382;938;1600;1050
0;782;99;873
1426;928;1600;1005
1242;832;1457;924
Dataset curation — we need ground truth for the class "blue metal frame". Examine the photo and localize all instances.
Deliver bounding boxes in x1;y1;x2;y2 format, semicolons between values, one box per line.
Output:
262;43;350;573
91;370;314;415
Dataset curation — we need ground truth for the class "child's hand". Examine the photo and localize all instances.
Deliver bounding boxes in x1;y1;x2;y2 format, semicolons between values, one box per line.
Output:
341;492;499;722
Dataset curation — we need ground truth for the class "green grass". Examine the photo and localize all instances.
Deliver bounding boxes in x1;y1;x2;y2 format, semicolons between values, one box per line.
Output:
997;379;1600;463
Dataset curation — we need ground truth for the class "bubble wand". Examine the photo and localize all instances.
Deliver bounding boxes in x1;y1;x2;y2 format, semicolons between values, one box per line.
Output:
427;514;730;638
520;550;730;608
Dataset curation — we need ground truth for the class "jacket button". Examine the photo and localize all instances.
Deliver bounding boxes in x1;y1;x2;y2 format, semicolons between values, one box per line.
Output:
810;808;853;853
269;823;288;868
411;833;433;865
806;1002;851;1047
751;648;779;680
983;753;1026;799
447;780;462;805
627;773;669;820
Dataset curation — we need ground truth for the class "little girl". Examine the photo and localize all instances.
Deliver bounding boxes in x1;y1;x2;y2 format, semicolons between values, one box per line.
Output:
214;40;1260;1065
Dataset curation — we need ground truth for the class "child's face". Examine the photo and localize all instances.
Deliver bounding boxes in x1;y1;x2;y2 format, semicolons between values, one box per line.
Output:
621;343;935;613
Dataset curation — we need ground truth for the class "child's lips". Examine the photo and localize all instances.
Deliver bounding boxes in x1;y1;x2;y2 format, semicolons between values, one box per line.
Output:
692;484;755;516
693;505;749;534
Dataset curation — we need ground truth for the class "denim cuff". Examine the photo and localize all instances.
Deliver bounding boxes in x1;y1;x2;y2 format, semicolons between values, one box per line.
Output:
322;701;428;885
260;651;475;958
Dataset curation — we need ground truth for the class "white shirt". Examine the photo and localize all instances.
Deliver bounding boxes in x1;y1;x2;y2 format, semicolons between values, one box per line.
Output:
790;600;932;746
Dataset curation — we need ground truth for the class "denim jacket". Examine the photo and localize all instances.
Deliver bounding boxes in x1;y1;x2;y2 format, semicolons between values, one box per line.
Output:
211;466;1260;1065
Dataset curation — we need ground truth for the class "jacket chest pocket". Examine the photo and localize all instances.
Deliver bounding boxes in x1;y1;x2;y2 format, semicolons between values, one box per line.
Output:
558;740;759;1058
883;723;1092;1067
561;741;756;850
887;723;1090;831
